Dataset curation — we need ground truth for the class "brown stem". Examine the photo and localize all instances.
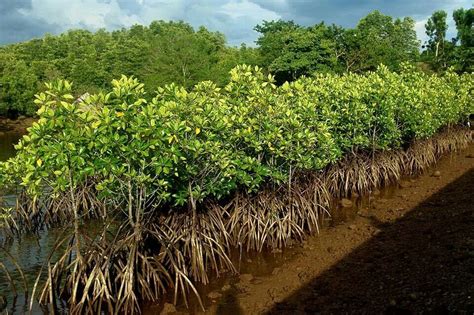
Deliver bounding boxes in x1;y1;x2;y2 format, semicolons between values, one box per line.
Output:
68;168;83;262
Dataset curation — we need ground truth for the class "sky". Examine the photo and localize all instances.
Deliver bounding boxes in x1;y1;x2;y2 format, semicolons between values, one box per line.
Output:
0;0;472;46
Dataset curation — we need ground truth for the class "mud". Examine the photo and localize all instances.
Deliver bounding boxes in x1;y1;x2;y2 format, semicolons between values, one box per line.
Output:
161;144;474;314
0;117;35;134
0;118;33;161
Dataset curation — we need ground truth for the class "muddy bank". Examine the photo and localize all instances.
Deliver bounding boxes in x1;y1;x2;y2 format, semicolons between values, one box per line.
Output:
0;117;35;134
0;117;33;161
177;144;474;314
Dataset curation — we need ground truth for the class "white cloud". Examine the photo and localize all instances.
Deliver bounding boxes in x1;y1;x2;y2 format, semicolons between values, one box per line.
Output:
17;0;280;45
2;0;472;46
218;0;279;20
136;0;281;45
26;0;140;30
415;19;428;45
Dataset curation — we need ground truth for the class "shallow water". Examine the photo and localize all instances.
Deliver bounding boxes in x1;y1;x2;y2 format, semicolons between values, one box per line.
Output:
0;129;46;313
140;185;404;314
0;131;21;162
0;228;72;314
0;129;61;313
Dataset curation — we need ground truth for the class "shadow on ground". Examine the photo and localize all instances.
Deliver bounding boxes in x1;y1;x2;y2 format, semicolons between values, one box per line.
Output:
268;168;474;314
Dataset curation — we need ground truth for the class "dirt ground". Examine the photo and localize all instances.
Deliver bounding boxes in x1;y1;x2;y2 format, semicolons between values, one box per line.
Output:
175;144;474;314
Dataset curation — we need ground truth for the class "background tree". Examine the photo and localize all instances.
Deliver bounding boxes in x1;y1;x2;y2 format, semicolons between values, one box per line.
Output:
424;10;450;70
144;22;227;89
0;58;38;117
351;11;419;71
256;11;419;79
0;21;259;116
0;8;469;117
254;20;300;82
255;20;337;83
452;8;474;72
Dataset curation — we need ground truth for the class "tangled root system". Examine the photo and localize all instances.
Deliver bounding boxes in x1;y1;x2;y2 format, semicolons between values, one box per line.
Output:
2;127;472;314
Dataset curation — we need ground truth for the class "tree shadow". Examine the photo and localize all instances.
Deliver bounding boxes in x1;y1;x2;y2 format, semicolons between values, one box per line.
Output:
268;168;474;314
216;288;244;315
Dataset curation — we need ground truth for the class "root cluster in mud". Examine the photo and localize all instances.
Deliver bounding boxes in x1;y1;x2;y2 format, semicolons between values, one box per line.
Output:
0;127;471;314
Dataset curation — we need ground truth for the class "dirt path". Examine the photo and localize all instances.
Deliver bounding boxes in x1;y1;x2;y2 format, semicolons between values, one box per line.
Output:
190;144;474;314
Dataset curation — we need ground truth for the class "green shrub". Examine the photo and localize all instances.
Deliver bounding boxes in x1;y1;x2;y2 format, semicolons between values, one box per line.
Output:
0;65;472;209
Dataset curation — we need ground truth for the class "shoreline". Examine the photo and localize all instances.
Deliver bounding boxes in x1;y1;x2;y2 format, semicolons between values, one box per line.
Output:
0;117;35;134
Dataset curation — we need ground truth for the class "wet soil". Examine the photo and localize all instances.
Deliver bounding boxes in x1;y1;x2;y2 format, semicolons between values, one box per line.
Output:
171;145;474;314
0;118;33;161
0;117;35;134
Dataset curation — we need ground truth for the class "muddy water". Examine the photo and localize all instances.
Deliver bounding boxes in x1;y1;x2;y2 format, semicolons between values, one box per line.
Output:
0;131;21;161
173;151;471;314
329;185;398;226
0;128;295;314
142;248;295;314
0;129;58;313
0;229;73;314
0;129;40;313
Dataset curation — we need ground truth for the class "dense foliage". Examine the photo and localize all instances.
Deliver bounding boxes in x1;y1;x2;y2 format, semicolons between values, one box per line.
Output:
422;8;474;72
0;65;472;208
255;11;420;82
0;21;259;116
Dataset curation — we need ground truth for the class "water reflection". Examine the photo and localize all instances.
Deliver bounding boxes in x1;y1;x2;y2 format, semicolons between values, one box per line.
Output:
0;131;22;162
0;129;41;314
0;227;71;314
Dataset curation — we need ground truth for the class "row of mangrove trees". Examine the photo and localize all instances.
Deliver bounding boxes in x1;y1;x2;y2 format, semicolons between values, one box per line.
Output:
0;64;472;313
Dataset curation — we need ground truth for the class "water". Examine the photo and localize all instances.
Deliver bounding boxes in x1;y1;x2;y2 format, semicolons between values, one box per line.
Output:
0;228;72;314
0;128;37;313
0;127;56;314
0;131;21;162
0;126;111;314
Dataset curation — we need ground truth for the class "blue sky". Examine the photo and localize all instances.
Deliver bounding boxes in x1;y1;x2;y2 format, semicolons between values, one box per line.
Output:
0;0;471;46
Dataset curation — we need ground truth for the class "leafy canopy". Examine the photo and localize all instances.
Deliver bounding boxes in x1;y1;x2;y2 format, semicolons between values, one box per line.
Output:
1;65;472;210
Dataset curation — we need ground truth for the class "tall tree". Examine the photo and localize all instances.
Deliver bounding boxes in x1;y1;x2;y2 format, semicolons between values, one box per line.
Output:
393;17;420;63
255;20;337;83
452;8;474;72
424;10;450;69
354;11;419;71
144;21;227;89
0;21;257;116
0;58;38;117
